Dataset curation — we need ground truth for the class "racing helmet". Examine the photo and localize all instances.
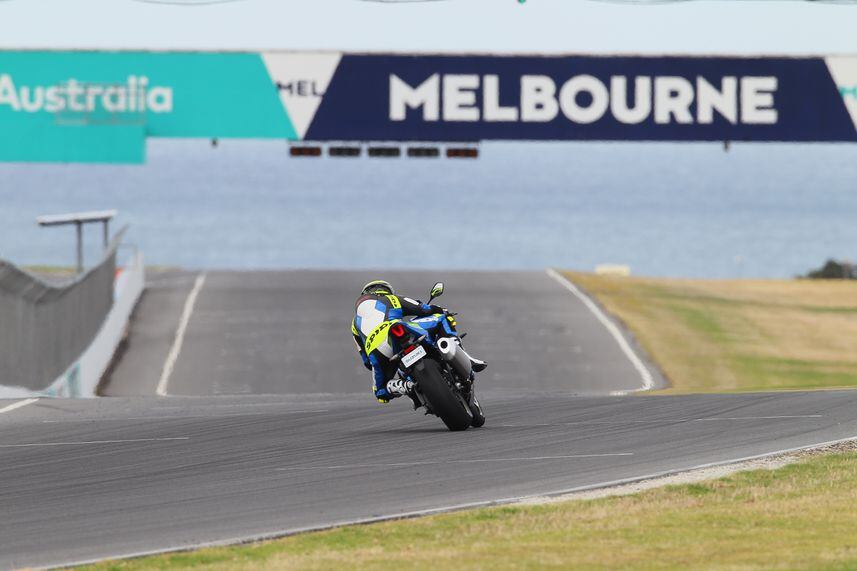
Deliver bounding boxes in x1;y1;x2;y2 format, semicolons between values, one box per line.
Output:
361;279;395;296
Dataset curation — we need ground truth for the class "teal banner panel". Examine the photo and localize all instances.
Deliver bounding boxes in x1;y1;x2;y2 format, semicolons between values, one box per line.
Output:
0;51;296;163
0;122;145;163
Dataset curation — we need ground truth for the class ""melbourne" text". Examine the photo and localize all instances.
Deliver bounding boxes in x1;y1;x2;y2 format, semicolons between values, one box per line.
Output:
389;74;778;125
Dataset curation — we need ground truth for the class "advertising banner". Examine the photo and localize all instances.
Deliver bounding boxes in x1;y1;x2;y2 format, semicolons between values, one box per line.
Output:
1;51;855;163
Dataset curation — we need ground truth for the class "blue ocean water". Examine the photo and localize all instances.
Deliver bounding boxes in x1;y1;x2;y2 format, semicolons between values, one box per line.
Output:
0;139;855;278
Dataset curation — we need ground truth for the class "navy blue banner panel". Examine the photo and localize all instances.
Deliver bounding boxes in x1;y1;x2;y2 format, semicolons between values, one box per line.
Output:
305;54;857;142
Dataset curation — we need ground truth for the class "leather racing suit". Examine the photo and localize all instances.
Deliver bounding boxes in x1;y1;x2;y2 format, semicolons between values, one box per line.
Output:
351;292;443;403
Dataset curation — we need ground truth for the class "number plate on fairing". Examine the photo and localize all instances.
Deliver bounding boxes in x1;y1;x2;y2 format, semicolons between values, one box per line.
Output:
401;345;427;368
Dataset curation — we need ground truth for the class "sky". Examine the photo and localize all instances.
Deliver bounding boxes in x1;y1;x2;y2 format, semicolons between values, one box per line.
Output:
0;0;854;55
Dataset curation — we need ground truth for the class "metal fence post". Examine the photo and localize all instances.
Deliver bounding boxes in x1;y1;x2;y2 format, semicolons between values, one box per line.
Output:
76;221;83;274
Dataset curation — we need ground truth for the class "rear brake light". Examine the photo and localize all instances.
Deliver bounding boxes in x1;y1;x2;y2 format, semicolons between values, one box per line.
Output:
391;323;406;338
403;345;417;355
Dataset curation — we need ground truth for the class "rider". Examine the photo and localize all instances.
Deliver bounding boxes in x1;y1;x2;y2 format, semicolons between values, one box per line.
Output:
352;279;486;404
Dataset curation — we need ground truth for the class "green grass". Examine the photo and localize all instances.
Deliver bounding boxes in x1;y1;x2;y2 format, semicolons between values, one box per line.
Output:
23;264;78;277
565;272;857;393
730;356;857;389
79;451;857;570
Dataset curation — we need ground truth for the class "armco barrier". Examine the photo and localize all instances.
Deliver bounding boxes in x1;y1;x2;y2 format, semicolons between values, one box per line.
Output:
0;228;143;396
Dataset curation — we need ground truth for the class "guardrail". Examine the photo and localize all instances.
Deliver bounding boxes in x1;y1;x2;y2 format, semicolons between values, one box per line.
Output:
0;227;143;396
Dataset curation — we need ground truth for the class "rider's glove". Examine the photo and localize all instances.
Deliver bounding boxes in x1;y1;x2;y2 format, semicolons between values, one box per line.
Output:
429;304;445;314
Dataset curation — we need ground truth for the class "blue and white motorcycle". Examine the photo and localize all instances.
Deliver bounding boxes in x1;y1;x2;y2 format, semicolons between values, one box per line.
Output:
386;282;485;431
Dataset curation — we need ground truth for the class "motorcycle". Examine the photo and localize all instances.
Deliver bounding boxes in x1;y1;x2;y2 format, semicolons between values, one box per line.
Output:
385;282;485;431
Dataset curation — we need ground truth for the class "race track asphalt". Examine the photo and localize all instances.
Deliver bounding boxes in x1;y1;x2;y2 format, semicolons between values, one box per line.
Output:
106;270;663;397
1;270;855;569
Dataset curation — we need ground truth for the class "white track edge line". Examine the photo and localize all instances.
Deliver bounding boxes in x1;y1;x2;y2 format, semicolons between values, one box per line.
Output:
48;433;857;571
0;398;38;415
275;453;634;470
156;273;207;397
0;437;190;448
545;268;654;392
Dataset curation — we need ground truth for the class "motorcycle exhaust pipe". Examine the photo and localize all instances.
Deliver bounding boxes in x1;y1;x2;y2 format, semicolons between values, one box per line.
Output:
437;337;472;379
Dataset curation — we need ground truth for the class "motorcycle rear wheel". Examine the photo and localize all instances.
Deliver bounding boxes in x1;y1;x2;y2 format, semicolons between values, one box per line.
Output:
414;360;472;431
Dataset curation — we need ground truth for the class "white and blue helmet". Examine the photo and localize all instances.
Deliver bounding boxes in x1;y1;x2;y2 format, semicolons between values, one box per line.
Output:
361;280;395;296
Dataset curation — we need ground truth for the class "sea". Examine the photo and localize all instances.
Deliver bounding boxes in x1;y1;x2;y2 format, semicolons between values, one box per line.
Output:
1;139;855;279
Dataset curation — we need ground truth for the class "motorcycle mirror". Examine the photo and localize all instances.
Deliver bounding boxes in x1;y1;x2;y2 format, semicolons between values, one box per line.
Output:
428;282;444;302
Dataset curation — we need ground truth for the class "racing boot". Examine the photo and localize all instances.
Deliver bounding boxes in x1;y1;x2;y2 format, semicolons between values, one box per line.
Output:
386;379;415;396
470;356;487;373
455;340;487;373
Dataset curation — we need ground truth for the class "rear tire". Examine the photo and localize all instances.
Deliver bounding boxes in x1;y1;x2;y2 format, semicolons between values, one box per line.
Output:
414;360;472;431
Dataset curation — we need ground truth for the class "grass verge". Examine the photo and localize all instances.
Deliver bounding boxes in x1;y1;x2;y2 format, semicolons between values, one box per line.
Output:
564;272;857;393
80;450;857;570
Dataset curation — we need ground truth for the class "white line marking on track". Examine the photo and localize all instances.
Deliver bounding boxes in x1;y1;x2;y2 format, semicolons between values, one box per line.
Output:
156;273;207;397
0;398;39;415
41;414;266;423
39;410;330;423
545;268;654;392
276;453;633;471
499;415;824;428
0;437;189;448
693;415;823;421
159;404;330;409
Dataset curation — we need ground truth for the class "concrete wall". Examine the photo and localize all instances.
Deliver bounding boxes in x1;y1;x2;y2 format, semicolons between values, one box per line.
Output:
0;230;123;391
43;249;145;397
